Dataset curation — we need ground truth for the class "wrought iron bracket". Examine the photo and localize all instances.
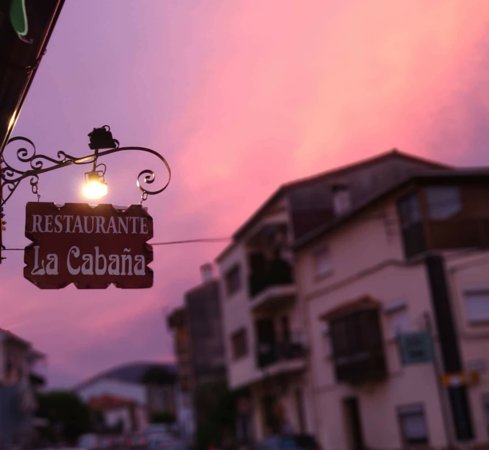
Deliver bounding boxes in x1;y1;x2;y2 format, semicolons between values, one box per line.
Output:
0;126;171;208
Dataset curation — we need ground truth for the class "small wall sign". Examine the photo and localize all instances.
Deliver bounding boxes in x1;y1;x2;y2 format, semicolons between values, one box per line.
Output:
24;202;153;289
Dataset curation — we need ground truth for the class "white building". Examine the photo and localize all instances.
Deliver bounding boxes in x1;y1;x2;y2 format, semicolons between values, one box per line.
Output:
216;150;447;442
76;362;177;433
78;377;147;405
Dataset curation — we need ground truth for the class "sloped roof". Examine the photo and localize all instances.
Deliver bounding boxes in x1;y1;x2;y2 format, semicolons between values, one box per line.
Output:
294;167;489;250
75;361;177;391
216;149;449;261
0;328;30;347
88;394;137;411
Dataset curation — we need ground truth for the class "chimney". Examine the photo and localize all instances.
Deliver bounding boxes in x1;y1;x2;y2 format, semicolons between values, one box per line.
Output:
332;183;351;215
200;263;214;283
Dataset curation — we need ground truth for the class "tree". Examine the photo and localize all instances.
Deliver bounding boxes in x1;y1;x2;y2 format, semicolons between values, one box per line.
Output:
37;390;92;444
150;411;176;424
194;382;237;450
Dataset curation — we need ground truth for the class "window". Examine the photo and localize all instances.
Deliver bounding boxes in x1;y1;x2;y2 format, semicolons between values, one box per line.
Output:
329;308;386;383
464;290;489;324
384;300;410;338
397;192;426;257
332;184;351;215
231;328;248;360
398;192;421;229
330;310;382;359
425;186;461;220
314;247;332;277
322;322;332;358
225;264;241;296
389;310;410;337
398;404;429;446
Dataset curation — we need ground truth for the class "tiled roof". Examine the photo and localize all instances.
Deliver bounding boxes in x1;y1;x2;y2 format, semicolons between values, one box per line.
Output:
88;394;136;411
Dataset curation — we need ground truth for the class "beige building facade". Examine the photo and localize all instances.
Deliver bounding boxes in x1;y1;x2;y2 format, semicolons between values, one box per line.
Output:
296;172;489;449
216;151;451;444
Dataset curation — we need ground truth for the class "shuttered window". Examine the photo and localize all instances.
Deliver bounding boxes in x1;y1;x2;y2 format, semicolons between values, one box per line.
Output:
329;308;386;383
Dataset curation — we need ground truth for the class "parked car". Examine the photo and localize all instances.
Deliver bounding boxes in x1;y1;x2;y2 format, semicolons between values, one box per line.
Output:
291;434;321;450
255;434;321;450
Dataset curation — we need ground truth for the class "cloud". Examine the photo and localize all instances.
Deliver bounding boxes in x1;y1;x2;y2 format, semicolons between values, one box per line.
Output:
171;0;489;198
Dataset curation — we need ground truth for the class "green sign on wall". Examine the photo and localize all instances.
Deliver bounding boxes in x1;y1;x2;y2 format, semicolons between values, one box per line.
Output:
398;331;433;365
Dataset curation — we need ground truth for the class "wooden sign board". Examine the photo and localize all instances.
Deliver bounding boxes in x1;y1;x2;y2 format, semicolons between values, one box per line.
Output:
24;202;153;289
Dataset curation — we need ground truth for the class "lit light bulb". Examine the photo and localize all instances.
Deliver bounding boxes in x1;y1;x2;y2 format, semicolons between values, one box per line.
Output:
82;171;108;200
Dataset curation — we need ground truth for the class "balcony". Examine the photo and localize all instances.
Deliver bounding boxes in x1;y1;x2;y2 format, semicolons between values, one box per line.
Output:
427;218;489;250
249;256;293;293
402;218;489;258
334;349;386;385
251;284;296;314
329;307;387;385
248;256;295;313
256;338;307;374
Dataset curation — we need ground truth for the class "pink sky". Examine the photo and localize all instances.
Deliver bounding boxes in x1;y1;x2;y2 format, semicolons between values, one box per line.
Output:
2;0;489;387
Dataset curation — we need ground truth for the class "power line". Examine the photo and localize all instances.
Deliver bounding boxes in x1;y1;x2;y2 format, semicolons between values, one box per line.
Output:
152;237;230;246
2;236;231;252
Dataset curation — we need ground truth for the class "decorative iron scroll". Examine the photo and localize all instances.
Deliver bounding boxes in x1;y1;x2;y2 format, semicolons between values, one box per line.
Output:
0;130;171;207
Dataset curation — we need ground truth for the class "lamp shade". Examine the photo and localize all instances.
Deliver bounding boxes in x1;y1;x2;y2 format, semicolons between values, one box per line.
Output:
82;171;108;200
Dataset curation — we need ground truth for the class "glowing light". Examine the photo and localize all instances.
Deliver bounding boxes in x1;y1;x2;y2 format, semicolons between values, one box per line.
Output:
82;171;108;200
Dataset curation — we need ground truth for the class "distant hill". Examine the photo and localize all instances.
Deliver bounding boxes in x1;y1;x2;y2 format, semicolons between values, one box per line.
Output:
76;361;176;390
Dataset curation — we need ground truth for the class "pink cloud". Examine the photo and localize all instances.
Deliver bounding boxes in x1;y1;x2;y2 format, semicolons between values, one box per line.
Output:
171;0;489;198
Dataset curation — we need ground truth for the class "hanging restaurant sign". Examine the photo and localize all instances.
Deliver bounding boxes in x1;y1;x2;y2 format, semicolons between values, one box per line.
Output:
24;202;153;289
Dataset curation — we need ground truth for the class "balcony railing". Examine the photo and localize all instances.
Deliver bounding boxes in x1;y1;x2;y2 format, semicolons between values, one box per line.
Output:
427;218;489;250
256;339;306;369
334;349;386;384
402;218;489;257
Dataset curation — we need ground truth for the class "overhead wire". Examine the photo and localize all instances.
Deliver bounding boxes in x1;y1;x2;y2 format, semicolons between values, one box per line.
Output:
2;236;231;252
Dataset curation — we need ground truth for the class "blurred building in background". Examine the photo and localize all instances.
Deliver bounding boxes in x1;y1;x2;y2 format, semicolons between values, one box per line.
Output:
0;328;46;448
167;306;196;441
167;264;227;445
216;150;447;443
75;361;177;435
